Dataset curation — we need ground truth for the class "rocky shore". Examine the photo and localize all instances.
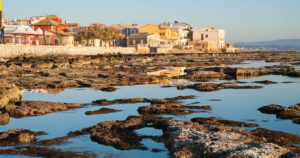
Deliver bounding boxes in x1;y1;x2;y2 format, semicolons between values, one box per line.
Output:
1;51;300;157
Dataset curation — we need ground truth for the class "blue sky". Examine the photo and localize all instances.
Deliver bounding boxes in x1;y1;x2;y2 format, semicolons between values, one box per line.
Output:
3;0;300;42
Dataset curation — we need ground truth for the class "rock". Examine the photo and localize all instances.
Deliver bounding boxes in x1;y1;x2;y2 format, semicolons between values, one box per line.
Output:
185;105;211;110
85;108;121;115
0;82;22;109
0;112;10;126
93;98;149;106
254;80;278;85
293;118;300;124
138;103;194;115
186;82;262;92
258;104;286;114
165;120;290;158
0;129;47;146
8;101;84;118
0;146;96;158
258;104;300;121
191;117;259;127
99;87;117;92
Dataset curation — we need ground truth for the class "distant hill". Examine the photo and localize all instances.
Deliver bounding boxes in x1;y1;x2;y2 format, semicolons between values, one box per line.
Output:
235;39;300;50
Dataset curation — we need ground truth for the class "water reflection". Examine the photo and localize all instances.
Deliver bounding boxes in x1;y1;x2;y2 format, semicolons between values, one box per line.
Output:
26;89;65;95
147;67;186;77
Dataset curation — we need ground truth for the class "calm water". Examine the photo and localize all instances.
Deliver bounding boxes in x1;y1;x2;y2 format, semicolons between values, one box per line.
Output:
1;62;300;157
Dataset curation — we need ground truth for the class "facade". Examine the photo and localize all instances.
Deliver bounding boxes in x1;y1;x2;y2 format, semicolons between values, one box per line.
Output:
158;27;179;45
122;28;138;37
110;24;139;36
3;25;43;45
160;21;191;45
192;27;225;50
126;33;160;47
139;24;159;34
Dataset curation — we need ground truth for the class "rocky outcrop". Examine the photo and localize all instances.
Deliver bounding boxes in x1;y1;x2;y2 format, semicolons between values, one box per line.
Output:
0;129;47;146
69;116;170;150
191;117;259;127
0;112;10;126
93;95;195;106
7;101;84;118
85;108;121;115
165;120;291;158
138;103;194;115
0;81;22;110
258;104;300;123
254;80;278;85
178;83;262;92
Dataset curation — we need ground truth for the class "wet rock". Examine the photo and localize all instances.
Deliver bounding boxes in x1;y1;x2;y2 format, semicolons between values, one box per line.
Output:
138;103;194;115
8;101;84;118
191;117;259;127
258;104;300;121
93;98;149;106
258;104;285;114
0;129;47;146
254;80;278;85
251;128;300;147
184;82;262;92
99;87;117;92
185;105;211;110
293;118;300;124
151;148;165;152
0;146;96;158
85;108;121;115
165;120;290;158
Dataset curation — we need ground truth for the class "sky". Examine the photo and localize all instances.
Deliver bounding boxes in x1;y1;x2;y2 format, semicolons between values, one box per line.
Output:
2;0;300;42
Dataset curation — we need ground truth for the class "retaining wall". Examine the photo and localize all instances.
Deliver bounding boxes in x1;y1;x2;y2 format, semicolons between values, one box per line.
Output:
0;45;137;58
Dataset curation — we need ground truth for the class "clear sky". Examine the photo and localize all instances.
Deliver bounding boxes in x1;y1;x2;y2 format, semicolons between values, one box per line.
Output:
2;0;300;42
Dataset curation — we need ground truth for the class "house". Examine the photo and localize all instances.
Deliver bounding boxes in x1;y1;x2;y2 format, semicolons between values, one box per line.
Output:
158;27;179;45
126;33;160;47
32;15;80;32
39;30;74;46
160;21;191;45
192;27;225;51
110;24;139;36
139;24;159;34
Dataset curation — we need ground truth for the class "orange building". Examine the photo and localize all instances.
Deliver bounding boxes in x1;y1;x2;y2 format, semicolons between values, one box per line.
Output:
32;15;80;32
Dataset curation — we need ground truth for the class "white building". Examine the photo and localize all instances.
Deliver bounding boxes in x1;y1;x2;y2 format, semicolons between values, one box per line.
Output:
192;27;225;50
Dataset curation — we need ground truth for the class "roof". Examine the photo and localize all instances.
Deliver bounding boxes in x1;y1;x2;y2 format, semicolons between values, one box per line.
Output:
32;17;59;26
140;24;159;28
5;26;37;35
46;14;62;20
46;30;73;36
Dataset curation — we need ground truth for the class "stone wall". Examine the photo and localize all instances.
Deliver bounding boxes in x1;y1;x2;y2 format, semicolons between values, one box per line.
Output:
0;45;137;58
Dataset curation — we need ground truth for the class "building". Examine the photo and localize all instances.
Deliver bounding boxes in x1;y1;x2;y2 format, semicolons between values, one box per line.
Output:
3;25;43;45
139;24;159;34
126;33;160;47
160;21;191;45
192;27;225;50
31;15;80;32
110;24;139;36
158;27;179;45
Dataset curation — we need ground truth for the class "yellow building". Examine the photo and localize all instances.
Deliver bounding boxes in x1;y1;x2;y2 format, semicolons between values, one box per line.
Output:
139;24;159;34
159;27;180;45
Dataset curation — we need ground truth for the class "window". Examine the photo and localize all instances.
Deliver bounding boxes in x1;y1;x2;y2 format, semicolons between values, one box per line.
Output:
201;34;204;40
133;40;136;45
206;34;208;38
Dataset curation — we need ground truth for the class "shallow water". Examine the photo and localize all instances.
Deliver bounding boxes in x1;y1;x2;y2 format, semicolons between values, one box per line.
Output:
1;73;300;157
228;60;285;68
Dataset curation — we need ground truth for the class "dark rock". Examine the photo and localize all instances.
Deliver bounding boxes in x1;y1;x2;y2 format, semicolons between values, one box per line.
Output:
8;101;84;118
0;112;10;126
185;105;211;110
151;148;165;152
258;104;285;114
186;82;262;92
138;103;194;115
93;98;149;106
254;80;278;85
258;104;300;121
100;87;117;92
0;129;47;146
191;117;259;127
85;108;121;115
293;118;300;124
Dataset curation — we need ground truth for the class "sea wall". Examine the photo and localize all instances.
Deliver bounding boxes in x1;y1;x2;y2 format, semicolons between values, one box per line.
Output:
0;45;137;58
